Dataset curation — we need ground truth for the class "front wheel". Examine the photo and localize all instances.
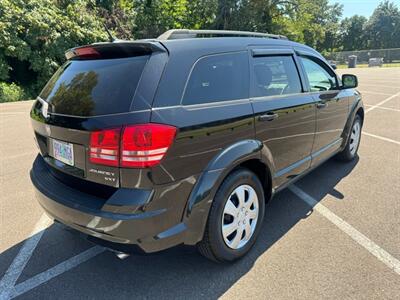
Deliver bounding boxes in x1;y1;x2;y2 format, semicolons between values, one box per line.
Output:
336;115;362;161
197;168;265;262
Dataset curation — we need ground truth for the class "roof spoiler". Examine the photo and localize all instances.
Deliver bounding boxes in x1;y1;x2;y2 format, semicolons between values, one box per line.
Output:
65;41;166;60
158;29;288;40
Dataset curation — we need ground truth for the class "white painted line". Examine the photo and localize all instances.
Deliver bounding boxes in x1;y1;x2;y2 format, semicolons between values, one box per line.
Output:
358;83;400;89
362;132;400;145
289;185;400;276
0;214;52;300
10;246;105;299
359;91;393;96
364;105;400;112
365;91;400;114
360;80;400;85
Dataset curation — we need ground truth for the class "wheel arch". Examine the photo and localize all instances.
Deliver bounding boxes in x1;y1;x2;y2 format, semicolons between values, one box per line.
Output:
341;96;364;148
181;139;274;245
356;106;364;124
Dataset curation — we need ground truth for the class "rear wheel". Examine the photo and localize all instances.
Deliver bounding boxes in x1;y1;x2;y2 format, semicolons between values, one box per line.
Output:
197;168;265;262
336;115;362;161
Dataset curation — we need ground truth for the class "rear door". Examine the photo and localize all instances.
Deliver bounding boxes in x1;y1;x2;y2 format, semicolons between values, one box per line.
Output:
249;48;316;188
150;51;255;183
298;54;349;165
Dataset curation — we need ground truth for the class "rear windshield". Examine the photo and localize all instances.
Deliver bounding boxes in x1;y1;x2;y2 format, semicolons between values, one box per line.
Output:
39;56;148;116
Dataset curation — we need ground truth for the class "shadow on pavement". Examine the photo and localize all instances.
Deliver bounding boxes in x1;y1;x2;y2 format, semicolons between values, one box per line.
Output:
296;156;360;201
0;158;359;299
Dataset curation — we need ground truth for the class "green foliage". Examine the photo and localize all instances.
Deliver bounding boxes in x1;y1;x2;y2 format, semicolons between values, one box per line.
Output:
365;0;400;49
1;0;399;102
0;82;26;102
341;15;368;51
0;0;107;97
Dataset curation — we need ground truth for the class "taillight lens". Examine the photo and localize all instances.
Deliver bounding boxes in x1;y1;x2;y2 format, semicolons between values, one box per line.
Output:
89;128;120;166
89;124;176;168
121;124;177;168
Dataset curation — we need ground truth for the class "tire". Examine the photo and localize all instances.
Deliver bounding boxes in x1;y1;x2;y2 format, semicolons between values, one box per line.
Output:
336;114;362;162
197;168;265;262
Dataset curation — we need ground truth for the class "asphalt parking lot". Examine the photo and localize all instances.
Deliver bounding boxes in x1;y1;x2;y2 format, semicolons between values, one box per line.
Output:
0;67;399;299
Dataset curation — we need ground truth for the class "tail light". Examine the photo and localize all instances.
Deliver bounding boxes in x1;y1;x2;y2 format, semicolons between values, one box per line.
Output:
89;128;120;167
89;124;176;168
121;124;177;168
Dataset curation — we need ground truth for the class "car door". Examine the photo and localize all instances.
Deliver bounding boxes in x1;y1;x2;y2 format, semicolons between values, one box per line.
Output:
298;54;349;165
249;48;316;188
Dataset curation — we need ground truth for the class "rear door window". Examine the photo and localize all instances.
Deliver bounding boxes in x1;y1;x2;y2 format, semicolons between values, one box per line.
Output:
40;56;149;116
251;55;302;97
182;52;249;105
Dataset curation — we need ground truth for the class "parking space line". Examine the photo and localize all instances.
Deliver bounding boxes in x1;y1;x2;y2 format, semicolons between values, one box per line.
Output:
10;246;105;299
358;83;400;89
365;91;400;114
359;91;394;96
288;185;400;276
364;105;400;112
0;214;51;300
362;132;400;145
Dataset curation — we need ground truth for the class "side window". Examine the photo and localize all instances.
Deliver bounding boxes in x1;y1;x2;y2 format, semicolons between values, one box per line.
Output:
300;57;338;92
251;55;302;97
182;52;249;105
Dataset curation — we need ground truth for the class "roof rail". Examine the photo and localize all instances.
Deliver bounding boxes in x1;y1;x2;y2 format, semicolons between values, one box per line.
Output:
157;29;288;40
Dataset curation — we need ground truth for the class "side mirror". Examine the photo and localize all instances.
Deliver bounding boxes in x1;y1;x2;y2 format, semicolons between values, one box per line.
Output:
330;63;337;70
342;74;358;88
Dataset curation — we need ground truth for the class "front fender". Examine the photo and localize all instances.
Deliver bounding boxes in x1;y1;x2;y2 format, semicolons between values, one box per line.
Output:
182;139;272;245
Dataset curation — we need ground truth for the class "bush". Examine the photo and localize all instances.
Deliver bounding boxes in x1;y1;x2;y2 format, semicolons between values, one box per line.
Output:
0;82;26;103
0;0;108;96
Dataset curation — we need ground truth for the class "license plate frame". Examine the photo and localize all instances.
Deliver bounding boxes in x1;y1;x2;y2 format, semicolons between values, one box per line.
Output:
51;139;74;166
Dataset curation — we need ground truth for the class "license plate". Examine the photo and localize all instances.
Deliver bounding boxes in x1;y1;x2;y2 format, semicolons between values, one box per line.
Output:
52;139;74;166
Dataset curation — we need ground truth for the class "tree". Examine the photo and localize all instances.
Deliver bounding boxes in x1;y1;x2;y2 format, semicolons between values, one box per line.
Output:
280;0;342;51
365;0;400;49
340;15;368;51
0;0;107;97
132;0;189;39
214;0;296;33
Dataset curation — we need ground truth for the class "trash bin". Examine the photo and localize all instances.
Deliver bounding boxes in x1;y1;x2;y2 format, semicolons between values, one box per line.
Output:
348;55;357;68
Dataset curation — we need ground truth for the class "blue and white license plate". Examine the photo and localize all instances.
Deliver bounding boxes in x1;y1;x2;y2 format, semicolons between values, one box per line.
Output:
52;139;74;166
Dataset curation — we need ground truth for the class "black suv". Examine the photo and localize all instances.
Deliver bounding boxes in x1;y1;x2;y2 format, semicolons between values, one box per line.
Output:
30;29;363;262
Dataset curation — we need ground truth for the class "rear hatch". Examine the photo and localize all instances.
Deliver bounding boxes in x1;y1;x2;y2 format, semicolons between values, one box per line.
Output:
31;41;169;189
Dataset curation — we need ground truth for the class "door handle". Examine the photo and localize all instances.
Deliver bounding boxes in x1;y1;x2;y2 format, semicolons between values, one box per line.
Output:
259;113;278;121
316;102;327;109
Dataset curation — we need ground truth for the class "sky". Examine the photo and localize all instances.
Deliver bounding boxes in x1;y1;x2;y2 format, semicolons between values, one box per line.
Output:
329;0;400;18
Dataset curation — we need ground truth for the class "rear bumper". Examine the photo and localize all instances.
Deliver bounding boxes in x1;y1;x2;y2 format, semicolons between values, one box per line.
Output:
30;155;193;253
